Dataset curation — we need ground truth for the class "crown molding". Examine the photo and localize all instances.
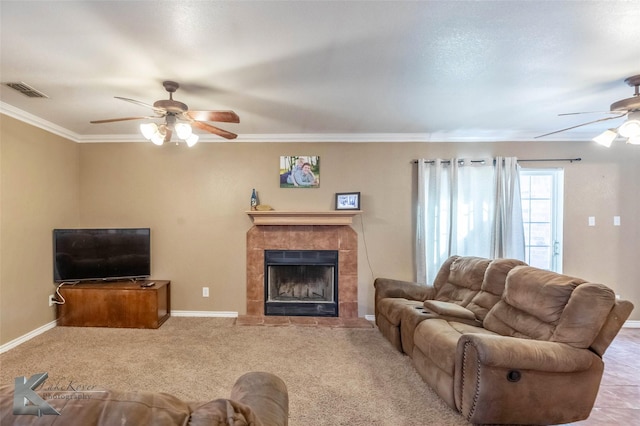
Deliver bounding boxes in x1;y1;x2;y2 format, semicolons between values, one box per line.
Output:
2;101;594;143
1;101;83;141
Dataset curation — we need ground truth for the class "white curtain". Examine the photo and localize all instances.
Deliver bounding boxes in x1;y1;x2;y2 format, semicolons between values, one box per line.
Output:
415;159;494;286
491;157;525;259
415;159;428;285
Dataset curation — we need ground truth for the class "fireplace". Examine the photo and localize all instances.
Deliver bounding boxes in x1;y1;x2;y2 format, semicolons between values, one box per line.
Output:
246;223;358;319
265;250;338;317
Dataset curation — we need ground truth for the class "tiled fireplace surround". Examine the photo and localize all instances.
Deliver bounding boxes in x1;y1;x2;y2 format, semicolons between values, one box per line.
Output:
242;224;361;325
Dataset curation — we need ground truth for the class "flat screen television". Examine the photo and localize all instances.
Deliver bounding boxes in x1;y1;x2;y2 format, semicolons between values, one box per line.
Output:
53;228;151;282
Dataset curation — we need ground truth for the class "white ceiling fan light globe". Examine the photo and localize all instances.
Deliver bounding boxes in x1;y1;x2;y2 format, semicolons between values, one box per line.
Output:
627;135;640;145
186;133;199;147
140;122;158;140
151;132;165;146
618;111;640;138
593;129;617;147
175;123;193;140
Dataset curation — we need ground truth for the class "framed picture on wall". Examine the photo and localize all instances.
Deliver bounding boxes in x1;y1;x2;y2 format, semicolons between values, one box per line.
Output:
335;192;361;210
279;155;320;188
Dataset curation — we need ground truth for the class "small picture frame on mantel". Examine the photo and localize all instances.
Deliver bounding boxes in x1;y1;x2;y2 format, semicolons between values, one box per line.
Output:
335;192;361;210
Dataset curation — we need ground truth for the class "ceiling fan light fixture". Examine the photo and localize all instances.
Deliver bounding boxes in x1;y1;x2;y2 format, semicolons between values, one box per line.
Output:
627;135;640;145
140;122;158;140
593;129;617;147
150;125;166;146
151;133;164;146
618;112;640;138
185;133;199;147
175;123;193;140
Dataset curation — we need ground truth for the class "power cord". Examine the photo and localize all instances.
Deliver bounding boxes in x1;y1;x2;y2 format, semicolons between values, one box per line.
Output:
358;214;375;281
51;282;76;305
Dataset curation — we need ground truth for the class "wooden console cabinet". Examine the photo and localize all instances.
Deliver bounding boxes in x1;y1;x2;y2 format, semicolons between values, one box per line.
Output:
57;280;170;329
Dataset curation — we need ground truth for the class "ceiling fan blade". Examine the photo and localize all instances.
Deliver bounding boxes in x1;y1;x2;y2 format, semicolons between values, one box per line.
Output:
90;116;160;124
558;111;623;116
115;96;166;114
535;113;628;138
185;110;240;123
192;121;238;139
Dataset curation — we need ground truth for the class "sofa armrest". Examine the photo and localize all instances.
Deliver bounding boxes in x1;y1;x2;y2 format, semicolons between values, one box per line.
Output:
454;333;604;425
591;299;634;356
457;333;596;372
374;278;434;303
422;300;477;321
229;371;289;426
191;372;288;426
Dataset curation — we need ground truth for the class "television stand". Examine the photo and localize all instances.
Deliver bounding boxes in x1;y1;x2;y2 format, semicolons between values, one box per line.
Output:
56;280;170;329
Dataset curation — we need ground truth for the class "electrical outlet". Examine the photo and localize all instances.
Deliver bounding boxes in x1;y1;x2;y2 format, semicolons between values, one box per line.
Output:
202;287;209;297
48;295;56;307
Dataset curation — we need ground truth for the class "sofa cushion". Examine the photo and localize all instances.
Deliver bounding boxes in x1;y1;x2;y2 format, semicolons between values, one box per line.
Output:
433;256;491;306
465;258;527;322
483;266;615;348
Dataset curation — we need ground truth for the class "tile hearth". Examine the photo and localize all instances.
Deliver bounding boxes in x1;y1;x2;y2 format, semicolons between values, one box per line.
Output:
235;315;373;328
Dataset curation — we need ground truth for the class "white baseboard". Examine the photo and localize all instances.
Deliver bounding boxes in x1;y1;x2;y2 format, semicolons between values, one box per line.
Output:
170;310;239;318
0;320;57;354
623;320;640;328
364;314;375;322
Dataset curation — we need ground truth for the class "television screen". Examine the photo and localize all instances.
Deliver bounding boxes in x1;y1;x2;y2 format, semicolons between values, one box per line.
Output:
53;228;151;282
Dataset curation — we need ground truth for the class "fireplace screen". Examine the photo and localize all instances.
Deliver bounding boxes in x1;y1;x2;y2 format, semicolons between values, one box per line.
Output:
264;250;338;316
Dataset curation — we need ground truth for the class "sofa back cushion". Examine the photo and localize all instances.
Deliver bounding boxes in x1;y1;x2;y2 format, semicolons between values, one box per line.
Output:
465;258;527;321
433;256;491;307
483;266;616;348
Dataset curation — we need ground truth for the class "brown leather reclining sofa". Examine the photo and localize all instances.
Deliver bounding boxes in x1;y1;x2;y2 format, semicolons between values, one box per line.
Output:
374;255;634;425
0;371;288;426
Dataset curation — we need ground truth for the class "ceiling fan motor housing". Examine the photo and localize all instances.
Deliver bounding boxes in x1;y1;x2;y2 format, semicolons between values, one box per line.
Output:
611;75;640;112
153;80;189;113
153;99;188;114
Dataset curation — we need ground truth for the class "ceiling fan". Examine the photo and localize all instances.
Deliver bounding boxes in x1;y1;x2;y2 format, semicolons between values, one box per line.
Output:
90;80;239;145
536;75;640;145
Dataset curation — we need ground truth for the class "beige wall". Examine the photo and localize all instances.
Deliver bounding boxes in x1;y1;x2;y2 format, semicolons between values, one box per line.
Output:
0;115;79;344
1;117;639;345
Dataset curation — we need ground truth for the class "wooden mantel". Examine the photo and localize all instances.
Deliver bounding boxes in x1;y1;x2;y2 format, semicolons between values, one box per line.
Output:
246;210;362;226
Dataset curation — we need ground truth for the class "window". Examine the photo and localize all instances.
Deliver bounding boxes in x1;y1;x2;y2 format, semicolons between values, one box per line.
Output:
519;169;564;272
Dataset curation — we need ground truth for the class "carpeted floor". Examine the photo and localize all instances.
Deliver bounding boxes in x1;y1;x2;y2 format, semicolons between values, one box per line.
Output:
0;317;467;425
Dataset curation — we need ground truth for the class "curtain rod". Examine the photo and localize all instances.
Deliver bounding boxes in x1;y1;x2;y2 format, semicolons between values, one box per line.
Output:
517;158;581;163
413;157;581;164
413;159;487;165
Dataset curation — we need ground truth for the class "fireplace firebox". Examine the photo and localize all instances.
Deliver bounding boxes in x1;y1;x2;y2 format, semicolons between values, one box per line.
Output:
264;250;338;317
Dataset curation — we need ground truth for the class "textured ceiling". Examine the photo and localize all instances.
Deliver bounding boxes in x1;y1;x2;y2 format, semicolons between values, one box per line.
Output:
1;1;639;143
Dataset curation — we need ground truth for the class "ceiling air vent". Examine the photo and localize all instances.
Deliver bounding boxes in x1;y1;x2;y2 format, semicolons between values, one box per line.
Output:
4;82;49;98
